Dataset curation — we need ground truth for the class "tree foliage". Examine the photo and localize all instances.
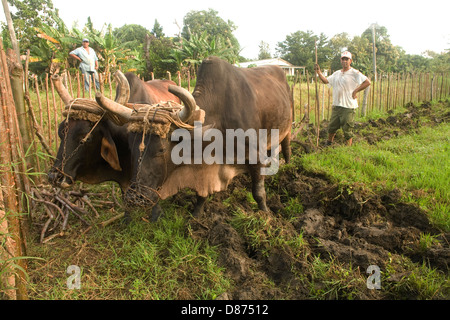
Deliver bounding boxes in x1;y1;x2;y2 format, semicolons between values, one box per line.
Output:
258;41;271;60
276;26;447;75
151;20;165;39
181;9;240;60
3;0;59;50
276;30;331;73
1;0;447;80
31;10;79;74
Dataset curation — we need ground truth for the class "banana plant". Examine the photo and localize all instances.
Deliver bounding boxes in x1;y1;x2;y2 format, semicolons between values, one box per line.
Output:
87;24;130;81
169;31;239;76
33;11;79;74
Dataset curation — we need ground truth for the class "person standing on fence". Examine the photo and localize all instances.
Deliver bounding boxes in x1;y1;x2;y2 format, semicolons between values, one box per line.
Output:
69;38;100;91
315;51;371;146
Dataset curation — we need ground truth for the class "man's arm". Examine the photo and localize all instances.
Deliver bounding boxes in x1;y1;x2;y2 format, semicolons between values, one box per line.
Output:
70;53;82;62
314;64;329;84
352;79;371;99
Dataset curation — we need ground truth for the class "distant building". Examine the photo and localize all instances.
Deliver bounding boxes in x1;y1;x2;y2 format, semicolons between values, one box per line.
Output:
236;58;305;76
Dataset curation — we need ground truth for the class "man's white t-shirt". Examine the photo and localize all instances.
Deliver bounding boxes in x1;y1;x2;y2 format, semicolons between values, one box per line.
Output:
70;47;98;73
327;68;368;109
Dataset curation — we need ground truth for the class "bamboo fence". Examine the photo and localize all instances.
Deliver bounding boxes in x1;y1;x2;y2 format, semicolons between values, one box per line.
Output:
291;71;450;126
0;42;29;300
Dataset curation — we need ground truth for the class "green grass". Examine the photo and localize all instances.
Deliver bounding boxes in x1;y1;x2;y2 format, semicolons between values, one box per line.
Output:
305;256;365;300
383;255;450;299
27;206;231;300
300;123;450;231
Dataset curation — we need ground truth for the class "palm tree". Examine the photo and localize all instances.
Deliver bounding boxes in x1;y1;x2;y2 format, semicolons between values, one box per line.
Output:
87;24;130;81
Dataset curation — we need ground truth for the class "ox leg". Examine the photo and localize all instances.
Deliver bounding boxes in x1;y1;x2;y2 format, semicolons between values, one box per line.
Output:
250;166;269;211
192;195;207;217
281;134;291;164
122;210;132;225
150;204;164;222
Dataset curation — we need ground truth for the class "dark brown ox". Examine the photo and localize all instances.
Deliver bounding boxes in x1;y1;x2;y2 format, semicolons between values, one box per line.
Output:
95;56;292;216
48;72;180;220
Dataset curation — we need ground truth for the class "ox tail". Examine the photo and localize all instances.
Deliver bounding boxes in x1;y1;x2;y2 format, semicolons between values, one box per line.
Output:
281;134;291;164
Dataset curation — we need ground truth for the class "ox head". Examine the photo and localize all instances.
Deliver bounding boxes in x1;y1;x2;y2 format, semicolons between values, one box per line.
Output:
95;85;200;208
48;72;130;188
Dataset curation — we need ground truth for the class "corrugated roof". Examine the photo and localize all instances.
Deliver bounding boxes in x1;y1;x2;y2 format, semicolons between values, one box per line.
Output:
236;58;295;68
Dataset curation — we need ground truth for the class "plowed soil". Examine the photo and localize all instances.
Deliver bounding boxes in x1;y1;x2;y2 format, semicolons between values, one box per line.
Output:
28;100;449;300
187;101;449;299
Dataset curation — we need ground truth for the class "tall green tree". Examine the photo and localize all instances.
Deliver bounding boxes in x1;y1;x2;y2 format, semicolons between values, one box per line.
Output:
147;35;177;79
258;41;271;60
361;25;401;73
396;53;430;72
151;19;164;39
113;24;151;77
181;9;240;61
276;30;330;72
425;50;450;73
3;0;58;52
328;32;352;71
114;24;150;46
348;35;372;73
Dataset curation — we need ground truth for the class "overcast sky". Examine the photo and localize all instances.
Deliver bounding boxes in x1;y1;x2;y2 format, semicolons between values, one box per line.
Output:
2;0;449;59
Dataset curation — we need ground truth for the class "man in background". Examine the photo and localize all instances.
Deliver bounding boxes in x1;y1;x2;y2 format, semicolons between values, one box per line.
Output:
69;38;100;91
315;51;371;146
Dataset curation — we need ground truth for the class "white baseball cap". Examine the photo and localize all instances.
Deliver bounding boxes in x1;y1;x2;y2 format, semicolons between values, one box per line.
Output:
341;51;352;59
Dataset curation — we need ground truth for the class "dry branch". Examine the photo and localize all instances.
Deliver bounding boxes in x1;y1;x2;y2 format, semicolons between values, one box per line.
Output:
31;183;125;242
100;213;125;228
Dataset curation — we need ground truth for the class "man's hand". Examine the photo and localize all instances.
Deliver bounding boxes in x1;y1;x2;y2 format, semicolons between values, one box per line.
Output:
315;64;329;84
352;79;371;99
314;64;321;74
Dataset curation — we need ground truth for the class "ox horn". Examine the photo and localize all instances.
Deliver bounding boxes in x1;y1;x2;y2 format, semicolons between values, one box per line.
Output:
114;70;130;105
168;85;196;123
51;74;73;105
95;92;132;125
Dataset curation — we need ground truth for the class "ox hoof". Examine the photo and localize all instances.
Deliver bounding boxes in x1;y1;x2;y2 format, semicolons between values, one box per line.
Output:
121;211;132;226
192;196;207;217
150;205;164;222
192;205;204;217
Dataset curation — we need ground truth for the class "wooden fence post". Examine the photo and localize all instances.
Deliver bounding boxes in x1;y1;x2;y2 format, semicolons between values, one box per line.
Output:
0;43;29;300
187;70;191;91
306;70;310;123
362;86;370;117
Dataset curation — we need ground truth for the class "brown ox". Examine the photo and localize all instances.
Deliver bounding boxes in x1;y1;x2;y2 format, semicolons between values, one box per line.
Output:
48;72;180;221
95;56;292;216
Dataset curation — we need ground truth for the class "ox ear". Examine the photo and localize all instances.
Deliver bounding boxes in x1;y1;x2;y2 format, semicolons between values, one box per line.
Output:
101;136;122;171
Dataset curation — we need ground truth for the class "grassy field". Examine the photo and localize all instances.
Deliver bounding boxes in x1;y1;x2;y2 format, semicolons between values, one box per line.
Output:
300;122;450;231
21;99;449;300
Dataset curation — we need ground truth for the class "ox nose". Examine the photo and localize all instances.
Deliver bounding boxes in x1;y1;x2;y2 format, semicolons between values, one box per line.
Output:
47;169;72;189
48;169;59;185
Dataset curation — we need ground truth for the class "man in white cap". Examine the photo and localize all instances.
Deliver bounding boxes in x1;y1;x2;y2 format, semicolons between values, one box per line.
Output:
69;38;100;91
315;51;371;146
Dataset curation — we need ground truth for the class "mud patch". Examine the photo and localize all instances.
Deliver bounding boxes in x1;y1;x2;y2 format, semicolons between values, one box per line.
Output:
28;101;449;300
186;110;449;299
